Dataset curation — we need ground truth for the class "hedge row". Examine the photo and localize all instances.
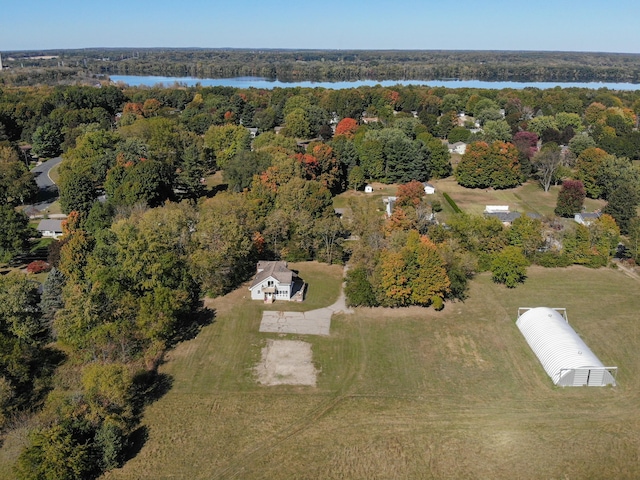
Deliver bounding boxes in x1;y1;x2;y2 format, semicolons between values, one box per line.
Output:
442;192;462;213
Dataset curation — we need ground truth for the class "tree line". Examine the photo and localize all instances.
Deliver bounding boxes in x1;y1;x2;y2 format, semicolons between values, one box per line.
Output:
3;49;640;86
2;79;640;477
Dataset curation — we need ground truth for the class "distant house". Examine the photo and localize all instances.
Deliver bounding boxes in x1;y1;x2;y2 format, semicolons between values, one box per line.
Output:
574;212;601;226
37;219;63;239
423;182;436;195
274;126;284;135
249;261;304;303
246;127;258;139
484;207;540;226
364;184;374;193
448;142;467;155
485;211;521;225
484;206;518;225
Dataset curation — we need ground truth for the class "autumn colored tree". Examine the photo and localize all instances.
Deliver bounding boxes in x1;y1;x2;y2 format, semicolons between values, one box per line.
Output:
512;131;538;178
455;141;522;189
575;147;609;198
375;230;450;308
396;180;425;208
555;180;586;217
589;214;620;258
334;117;358;138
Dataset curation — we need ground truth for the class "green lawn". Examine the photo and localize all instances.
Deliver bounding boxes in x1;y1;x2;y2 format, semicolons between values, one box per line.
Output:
436;178;607;218
50;264;639;480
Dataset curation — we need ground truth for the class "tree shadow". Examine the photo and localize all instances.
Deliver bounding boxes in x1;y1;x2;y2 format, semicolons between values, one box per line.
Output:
123;425;149;463
171;305;216;345
206;183;228;198
130;371;174;414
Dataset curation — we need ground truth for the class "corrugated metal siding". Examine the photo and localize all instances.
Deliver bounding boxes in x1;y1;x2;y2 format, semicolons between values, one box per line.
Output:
516;307;614;386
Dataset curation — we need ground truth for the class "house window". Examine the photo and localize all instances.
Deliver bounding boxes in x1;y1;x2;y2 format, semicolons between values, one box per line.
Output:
267;280;274;286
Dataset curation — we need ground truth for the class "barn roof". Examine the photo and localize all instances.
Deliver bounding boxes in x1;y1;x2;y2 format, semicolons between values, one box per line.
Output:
516;307;614;386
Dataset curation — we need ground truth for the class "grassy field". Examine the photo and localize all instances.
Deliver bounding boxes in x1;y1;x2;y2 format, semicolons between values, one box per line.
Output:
435;178;607;217
333;177;607;224
52;262;640;480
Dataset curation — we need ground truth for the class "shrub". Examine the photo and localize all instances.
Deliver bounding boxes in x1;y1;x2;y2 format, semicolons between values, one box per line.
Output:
26;260;51;274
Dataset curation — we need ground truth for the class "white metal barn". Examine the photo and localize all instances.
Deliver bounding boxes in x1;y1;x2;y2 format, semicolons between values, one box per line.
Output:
516;307;617;387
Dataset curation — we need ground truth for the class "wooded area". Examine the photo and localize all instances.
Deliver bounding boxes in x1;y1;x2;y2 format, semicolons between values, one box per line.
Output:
3;49;640;86
1;74;640;478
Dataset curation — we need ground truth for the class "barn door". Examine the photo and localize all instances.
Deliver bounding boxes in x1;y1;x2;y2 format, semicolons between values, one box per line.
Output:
587;369;604;386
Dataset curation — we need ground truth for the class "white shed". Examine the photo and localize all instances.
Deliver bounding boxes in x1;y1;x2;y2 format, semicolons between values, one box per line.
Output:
516;307;617;387
364;184;373;193
423;182;435;195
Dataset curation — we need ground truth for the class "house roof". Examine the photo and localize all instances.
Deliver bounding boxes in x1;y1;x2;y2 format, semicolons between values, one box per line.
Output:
36;219;63;232
251;261;296;289
485;211;521;223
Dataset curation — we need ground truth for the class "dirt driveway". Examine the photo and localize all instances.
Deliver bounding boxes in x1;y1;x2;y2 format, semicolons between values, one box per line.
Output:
259;268;353;336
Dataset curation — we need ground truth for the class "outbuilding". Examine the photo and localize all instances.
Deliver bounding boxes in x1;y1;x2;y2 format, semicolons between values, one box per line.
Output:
516;307;617;387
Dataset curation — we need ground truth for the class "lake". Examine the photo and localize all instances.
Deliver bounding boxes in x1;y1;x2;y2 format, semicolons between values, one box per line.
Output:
109;75;640;90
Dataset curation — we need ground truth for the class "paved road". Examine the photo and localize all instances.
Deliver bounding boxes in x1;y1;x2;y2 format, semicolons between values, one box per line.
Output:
28;156;62;212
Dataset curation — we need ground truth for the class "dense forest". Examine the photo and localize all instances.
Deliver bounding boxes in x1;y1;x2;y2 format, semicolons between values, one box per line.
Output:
3;49;640;86
1;78;640;478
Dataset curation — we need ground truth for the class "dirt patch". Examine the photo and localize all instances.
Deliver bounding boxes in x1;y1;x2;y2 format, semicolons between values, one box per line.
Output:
255;339;318;386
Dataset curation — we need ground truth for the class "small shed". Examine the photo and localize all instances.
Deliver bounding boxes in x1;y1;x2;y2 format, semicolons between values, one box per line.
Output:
516;307;617;387
364;184;373;193
423;183;435;195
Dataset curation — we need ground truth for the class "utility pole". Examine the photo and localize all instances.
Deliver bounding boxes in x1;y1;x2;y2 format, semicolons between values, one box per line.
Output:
0;52;3;71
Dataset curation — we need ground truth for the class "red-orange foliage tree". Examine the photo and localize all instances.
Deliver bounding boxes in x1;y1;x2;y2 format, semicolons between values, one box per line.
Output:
334;118;358;138
396;180;425;208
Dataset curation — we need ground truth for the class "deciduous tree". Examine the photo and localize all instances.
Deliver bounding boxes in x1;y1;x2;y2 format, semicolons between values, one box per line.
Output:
491;246;528;288
555;180;586;217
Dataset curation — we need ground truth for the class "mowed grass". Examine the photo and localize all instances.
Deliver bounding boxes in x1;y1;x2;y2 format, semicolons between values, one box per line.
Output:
86;263;640;480
436;177;607;217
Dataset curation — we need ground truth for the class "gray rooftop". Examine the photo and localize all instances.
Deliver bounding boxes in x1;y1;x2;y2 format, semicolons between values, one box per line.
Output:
251;261;296;288
36;219;63;232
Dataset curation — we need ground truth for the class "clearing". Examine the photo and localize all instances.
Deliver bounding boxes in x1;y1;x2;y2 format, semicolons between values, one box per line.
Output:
255;339;317;386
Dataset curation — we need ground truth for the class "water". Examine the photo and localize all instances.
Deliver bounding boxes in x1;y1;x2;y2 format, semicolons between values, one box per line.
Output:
109;75;640;90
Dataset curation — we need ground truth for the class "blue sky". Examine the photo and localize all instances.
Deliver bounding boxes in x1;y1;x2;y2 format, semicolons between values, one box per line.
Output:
2;0;639;53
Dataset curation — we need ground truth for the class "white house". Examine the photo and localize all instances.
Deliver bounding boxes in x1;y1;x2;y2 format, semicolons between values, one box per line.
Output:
36;219;63;239
364;184;374;193
447;142;467;155
423;182;435;195
574;212;601;226
249;261;303;302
